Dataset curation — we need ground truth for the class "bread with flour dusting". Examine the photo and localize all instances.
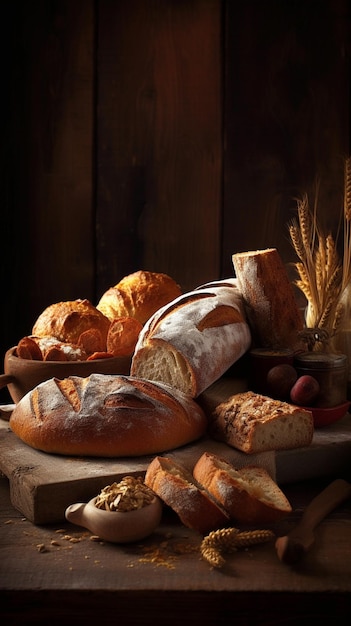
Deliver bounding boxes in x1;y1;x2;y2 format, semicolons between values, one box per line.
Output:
9;374;207;457
131;279;251;398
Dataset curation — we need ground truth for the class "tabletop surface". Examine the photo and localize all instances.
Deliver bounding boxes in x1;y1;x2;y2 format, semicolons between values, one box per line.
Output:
1;469;351;626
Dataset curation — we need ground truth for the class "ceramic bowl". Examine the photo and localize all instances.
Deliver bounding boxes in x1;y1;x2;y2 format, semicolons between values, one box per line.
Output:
0;346;131;404
65;495;163;543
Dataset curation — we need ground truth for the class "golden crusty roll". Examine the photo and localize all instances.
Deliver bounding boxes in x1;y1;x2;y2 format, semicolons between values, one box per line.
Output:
32;299;111;346
193;452;292;524
144;456;230;534
9;374;207;457
97;270;182;325
232;248;304;351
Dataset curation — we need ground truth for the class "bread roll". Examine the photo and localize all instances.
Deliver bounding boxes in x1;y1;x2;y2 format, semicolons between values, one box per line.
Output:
232;248;304;350
17;336;88;362
131;279;251;398
9;374;207;457
144;456;230;534
32;299;111;346
97;270;182;325
193;452;292;523
210;390;313;453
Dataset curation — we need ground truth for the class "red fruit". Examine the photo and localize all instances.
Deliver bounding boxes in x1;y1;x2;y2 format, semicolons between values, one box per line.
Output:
290;375;320;406
266;364;298;400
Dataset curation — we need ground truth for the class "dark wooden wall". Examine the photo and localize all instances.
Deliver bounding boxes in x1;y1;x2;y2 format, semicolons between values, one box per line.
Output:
2;0;350;398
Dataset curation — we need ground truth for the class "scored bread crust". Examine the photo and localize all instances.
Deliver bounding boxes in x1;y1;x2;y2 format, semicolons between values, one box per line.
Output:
193;452;292;523
32;299;111;346
210;391;314;453
131;279;251;398
9;374;207;457
97;270;182;325
144;456;230;534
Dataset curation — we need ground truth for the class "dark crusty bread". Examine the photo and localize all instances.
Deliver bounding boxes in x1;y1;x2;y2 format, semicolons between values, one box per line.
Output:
144;456;230;534
97;270;182;325
193;452;292;524
210;390;313;453
9;374;207;457
131;279;251;398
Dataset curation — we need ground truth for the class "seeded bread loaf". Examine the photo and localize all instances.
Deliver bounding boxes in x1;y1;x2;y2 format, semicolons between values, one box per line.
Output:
193;452;292;523
210;390;313;453
131;279;251;398
144;455;230;534
9;374;207;457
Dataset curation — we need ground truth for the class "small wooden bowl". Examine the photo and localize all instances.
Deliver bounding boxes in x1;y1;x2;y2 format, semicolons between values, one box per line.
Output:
0;346;131;404
65;496;163;543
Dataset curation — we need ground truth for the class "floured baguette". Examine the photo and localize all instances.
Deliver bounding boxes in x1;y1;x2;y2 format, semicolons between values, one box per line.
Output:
193;452;292;523
9;374;207;457
131;279;251;398
210;390;313;453
144;456;230;534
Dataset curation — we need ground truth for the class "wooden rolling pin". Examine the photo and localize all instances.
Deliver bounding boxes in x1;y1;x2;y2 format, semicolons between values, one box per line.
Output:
275;479;351;565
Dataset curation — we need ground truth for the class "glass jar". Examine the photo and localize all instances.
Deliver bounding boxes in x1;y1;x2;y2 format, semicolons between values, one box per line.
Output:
294;352;348;408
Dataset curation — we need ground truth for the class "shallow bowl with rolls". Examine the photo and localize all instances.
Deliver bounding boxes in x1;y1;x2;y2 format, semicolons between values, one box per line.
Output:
0;346;131;404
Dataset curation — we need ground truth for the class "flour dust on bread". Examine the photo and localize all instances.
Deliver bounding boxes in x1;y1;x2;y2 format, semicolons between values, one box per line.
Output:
193;452;292;524
131;279;251;398
210;390;313;454
144;455;230;534
9;374;207;457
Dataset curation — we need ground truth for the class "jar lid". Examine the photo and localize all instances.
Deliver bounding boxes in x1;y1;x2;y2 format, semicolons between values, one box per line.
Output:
250;349;294;359
294;352;348;369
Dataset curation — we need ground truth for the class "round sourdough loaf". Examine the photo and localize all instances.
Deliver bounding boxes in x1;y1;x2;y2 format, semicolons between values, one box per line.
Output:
193;452;292;524
97;270;182;325
9;374;207;457
32;299;111;346
144;456;230;534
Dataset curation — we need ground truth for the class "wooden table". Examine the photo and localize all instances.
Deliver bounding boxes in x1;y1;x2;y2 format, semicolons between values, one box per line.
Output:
1;471;350;626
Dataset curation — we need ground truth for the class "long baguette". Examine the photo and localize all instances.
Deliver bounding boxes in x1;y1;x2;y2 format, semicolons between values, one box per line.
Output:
232;248;304;350
131;279;251;398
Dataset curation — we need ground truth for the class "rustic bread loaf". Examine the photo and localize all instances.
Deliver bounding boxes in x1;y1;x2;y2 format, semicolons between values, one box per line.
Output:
9;374;207;457
144;456;230;534
131;279;251;398
32;299;111;346
232;248;304;351
210;390;313;453
193;452;292;523
97;270;182;325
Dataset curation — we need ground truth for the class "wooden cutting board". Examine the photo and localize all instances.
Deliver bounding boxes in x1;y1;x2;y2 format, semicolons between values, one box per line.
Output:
1;377;351;524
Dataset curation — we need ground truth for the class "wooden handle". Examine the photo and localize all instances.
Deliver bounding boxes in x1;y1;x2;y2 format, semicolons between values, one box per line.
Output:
276;479;351;564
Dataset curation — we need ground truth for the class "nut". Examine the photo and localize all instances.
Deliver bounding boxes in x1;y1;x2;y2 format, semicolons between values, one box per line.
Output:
94;476;156;512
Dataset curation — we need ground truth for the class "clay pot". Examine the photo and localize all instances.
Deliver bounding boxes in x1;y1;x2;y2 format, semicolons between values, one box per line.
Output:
0;346;131;404
65;496;163;543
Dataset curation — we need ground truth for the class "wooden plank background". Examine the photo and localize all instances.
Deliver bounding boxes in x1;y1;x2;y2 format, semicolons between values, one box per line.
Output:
1;0;350;402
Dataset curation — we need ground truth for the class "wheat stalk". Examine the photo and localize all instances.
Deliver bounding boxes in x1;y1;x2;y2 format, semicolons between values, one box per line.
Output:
289;159;351;346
